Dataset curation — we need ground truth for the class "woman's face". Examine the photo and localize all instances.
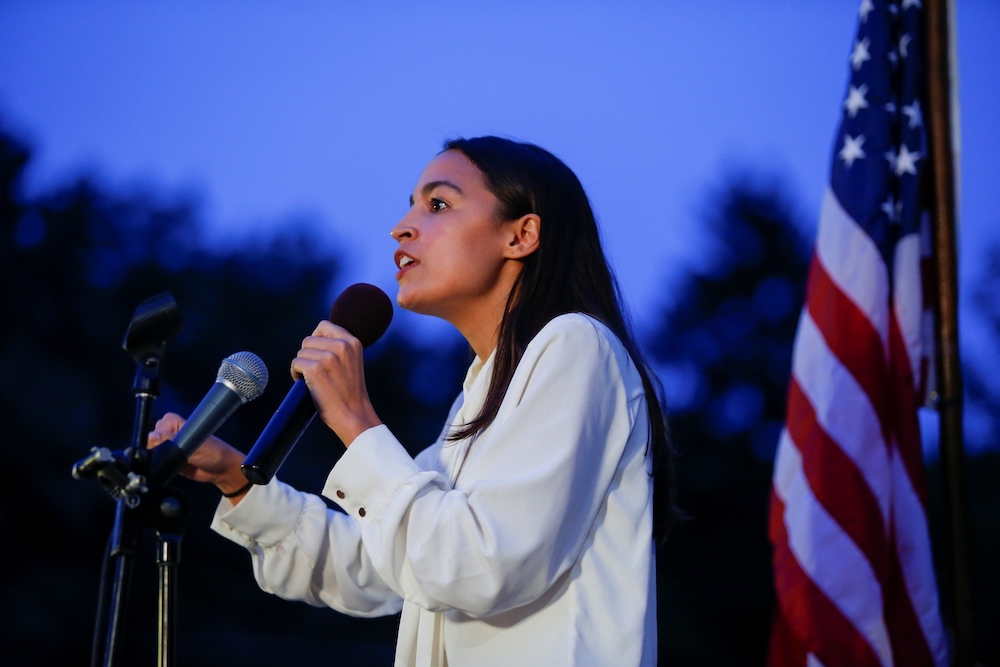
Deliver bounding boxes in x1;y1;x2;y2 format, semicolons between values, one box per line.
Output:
391;150;520;323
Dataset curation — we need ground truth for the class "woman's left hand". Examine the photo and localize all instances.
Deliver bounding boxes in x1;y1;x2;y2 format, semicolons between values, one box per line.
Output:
291;320;382;447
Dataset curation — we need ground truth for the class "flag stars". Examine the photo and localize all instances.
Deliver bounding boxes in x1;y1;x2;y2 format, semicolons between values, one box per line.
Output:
885;147;898;171
902;0;921;9
859;0;875;22
895;144;921;176
886;100;898;114
900;34;912;58
882;194;902;222
903;100;923;128
840;134;867;167
844;84;870;117
851;37;871;70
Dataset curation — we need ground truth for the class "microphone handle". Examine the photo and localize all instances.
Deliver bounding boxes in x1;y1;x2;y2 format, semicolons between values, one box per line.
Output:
149;381;246;486
174;382;245;455
241;379;317;485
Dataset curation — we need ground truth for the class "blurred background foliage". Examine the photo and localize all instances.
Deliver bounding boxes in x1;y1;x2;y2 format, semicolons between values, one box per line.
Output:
1;123;997;666
649;178;811;664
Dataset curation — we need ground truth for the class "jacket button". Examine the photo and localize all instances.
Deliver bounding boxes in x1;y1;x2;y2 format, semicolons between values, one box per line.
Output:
336;490;345;499
359;507;366;517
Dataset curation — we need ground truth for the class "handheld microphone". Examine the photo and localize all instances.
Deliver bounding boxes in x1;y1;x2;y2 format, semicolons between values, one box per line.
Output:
241;283;393;485
149;351;269;486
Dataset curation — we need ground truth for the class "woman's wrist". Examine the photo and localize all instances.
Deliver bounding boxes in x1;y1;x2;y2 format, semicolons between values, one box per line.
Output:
339;413;383;448
222;479;254;498
217;470;251;494
216;453;253;501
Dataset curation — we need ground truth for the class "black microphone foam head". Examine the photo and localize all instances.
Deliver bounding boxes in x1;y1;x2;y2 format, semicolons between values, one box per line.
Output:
328;283;393;348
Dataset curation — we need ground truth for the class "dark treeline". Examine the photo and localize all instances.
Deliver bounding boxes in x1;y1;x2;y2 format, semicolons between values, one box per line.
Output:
948;247;1000;665
1;124;997;666
0;127;469;666
648;177;811;664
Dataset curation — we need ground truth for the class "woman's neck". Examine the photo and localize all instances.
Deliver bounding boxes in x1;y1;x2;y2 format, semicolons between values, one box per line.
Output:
453;297;505;361
449;263;521;361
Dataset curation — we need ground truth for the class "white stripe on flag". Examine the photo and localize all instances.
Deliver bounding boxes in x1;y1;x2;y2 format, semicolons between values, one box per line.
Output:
892;233;925;386
889;447;949;666
774;429;894;667
792;312;892;523
816;188;890;353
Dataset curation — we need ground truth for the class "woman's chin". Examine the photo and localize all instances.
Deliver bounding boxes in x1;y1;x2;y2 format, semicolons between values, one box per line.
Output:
395;288;429;315
396;293;452;321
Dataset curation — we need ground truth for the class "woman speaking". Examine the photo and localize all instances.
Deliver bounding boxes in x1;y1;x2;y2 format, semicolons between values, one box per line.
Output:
149;136;675;667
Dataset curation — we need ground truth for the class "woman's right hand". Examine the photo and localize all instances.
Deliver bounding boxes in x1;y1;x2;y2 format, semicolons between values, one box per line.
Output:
147;412;253;503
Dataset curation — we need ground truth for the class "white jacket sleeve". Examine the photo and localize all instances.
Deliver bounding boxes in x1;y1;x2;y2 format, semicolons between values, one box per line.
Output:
210;478;403;617
323;315;646;618
209;395;466;617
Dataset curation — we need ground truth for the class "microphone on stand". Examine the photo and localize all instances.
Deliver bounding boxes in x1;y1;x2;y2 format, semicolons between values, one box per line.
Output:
147;351;269;486
241;283;393;485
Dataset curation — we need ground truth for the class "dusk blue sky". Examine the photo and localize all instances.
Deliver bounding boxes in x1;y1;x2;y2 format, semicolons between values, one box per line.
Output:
1;1;997;450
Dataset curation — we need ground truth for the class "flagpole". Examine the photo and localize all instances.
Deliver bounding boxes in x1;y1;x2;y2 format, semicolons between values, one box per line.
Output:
924;0;972;664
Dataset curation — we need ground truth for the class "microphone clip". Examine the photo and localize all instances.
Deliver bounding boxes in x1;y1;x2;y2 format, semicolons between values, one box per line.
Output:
72;446;151;507
72;436;194;506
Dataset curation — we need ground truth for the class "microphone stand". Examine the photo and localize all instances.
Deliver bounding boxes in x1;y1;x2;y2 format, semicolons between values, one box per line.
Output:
74;292;189;667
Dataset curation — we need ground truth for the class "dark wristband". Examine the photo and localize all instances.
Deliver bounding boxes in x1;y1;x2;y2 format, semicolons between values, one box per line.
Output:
222;480;254;498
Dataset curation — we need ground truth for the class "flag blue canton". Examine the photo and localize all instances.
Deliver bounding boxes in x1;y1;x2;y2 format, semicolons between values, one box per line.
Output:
830;0;927;271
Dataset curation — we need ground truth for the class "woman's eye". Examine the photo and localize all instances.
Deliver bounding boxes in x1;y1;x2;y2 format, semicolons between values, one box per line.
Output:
429;198;449;212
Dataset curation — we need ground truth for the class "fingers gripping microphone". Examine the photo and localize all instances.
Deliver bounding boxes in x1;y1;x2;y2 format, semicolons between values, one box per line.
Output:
149;352;269;486
241;284;393;485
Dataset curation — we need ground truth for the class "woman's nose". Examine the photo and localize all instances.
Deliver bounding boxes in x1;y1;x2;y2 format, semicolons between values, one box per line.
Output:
390;218;416;241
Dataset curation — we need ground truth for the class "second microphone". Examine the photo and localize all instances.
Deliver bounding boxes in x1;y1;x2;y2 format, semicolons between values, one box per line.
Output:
241;283;394;485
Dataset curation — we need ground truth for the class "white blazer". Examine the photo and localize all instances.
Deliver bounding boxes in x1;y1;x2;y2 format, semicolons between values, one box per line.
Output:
212;313;657;666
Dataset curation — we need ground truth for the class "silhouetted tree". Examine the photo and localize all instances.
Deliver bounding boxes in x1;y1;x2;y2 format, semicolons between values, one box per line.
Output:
648;174;811;666
8;115;995;667
0;126;468;666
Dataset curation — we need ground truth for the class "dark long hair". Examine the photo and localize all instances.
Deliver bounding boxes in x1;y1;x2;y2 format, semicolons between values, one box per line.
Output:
444;136;678;543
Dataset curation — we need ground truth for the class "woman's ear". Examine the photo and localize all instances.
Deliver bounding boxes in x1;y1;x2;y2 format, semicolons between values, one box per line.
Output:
504;214;540;260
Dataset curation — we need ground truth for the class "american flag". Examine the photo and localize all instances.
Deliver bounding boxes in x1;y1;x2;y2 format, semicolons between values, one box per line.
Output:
767;1;948;666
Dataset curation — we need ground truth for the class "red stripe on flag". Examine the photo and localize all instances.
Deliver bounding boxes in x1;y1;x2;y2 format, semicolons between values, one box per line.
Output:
768;602;808;667
786;378;889;585
884;311;938;665
806;257;892;448
769;490;884;667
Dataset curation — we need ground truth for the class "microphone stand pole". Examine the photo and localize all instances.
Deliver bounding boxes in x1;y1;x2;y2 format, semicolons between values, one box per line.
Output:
93;354;160;667
76;292;189;667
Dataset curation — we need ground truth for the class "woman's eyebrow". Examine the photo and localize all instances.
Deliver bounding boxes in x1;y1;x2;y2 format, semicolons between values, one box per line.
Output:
409;180;464;206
